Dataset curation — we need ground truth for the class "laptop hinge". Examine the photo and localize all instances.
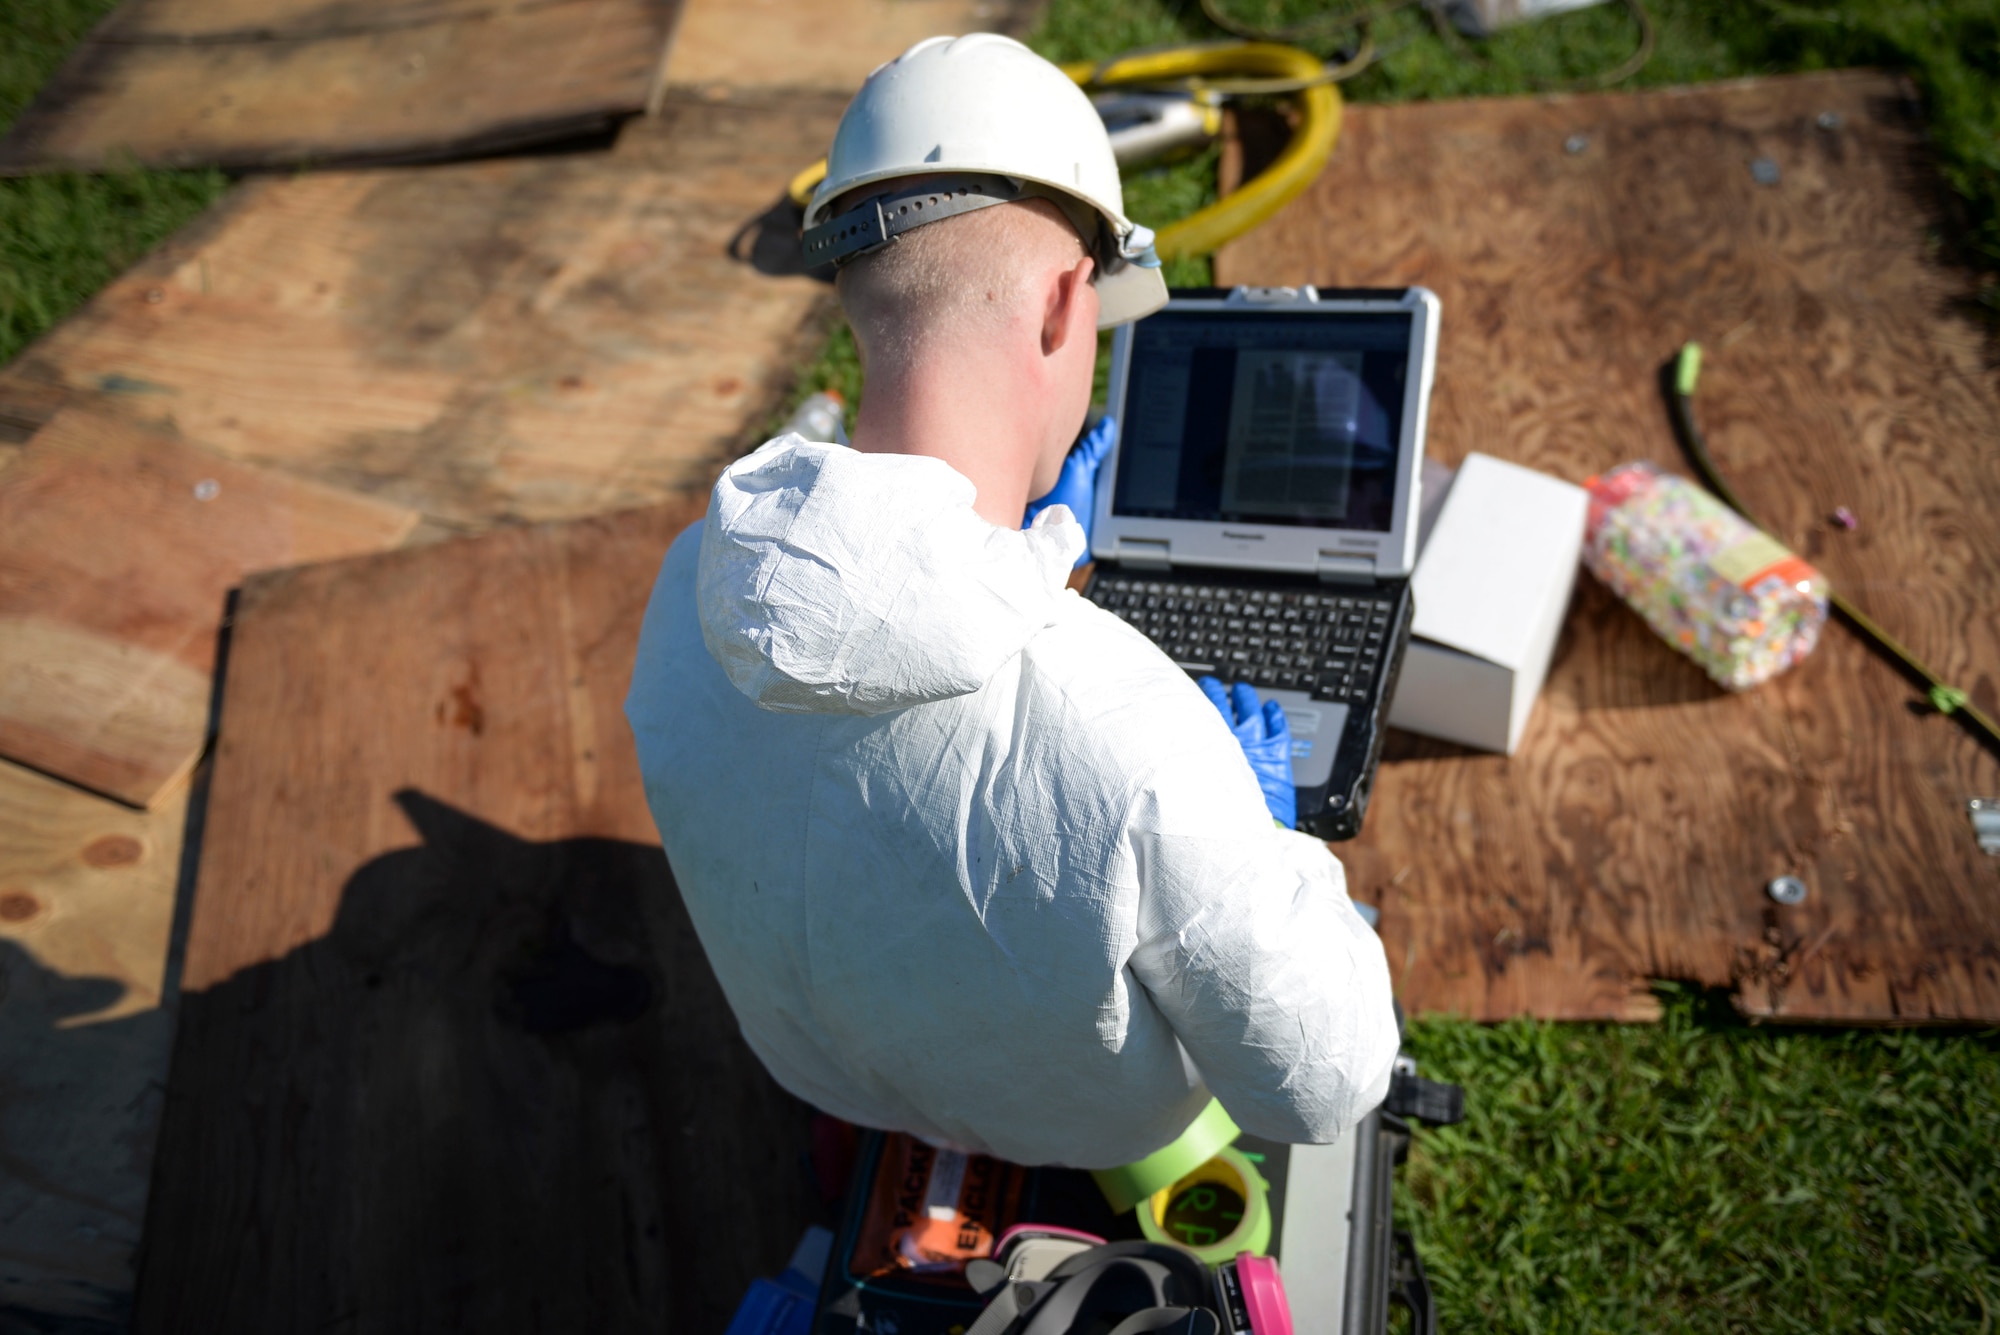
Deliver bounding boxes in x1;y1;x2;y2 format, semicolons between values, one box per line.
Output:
1316;553;1375;584
1113;537;1172;570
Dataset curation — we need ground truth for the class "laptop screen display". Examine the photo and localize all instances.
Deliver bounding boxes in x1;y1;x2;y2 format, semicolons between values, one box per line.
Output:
1111;310;1413;532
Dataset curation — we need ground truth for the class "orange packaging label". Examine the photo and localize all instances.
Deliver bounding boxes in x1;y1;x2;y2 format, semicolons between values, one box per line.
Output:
849;1136;1025;1282
1749;554;1820;593
1711;532;1820;594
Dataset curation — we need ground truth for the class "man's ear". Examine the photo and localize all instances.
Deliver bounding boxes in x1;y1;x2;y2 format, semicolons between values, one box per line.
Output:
1041;255;1097;357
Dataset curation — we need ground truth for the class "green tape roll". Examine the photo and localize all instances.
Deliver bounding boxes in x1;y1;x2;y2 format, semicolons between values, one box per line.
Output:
1134;1145;1273;1264
1090;1099;1241;1215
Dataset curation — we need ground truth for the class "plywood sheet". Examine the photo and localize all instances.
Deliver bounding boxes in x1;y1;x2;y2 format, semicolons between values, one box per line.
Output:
0;760;186;1323
0;407;416;806
0;91;846;533
1217;70;2000;1023
137;501;823;1332
0;0;678;174
663;0;1039;94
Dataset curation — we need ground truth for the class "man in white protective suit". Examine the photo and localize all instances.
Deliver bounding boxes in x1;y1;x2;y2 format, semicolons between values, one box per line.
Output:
625;33;1398;1170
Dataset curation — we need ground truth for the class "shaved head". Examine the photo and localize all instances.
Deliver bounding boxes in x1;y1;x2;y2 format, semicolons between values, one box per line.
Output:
831;181;1102;530
836;195;1088;371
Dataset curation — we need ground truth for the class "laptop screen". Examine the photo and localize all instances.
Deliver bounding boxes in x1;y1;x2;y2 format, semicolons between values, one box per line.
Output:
1111;309;1414;532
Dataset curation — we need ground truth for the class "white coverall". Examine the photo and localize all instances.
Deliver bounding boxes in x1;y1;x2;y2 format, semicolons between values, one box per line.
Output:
626;436;1398;1168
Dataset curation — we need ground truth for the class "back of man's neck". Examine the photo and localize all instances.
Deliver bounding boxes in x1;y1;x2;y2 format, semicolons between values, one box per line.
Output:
848;348;1040;529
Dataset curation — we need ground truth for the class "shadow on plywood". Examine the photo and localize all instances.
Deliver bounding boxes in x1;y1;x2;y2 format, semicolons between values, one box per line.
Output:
135;790;822;1333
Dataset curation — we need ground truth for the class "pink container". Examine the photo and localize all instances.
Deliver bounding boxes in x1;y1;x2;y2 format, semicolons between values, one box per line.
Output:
1217;1251;1293;1334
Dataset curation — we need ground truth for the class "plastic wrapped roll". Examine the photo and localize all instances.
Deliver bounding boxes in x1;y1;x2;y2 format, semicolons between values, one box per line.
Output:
1583;461;1828;690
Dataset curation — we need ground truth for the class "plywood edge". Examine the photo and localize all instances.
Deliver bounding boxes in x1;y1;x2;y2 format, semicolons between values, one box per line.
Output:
0;409;420;805
29;404;422;547
0;101;633;177
0;0;673;176
1392;951;1666;1024
1357;66;1912;125
0;756;187;1317
0;180;255;413
0;618;211;809
659;0;1044;97
1733;956;2000;1026
642;0;691;116
0;757;188;1020
92;0;592;42
232;496;707;618
0;718;203;811
0;376;74;444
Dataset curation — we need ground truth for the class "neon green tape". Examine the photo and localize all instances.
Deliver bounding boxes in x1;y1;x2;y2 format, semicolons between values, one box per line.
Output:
1090;1098;1240;1215
1929;684;1969;715
1135;1144;1273;1263
1676;341;1704;397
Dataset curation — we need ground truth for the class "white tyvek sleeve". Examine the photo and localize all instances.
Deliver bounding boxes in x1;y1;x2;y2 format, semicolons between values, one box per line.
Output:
1125;771;1400;1145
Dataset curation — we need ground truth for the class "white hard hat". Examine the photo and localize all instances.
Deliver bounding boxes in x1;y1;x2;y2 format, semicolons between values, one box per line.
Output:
802;34;1169;328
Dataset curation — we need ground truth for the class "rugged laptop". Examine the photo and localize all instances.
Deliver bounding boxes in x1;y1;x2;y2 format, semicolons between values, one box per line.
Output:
1084;285;1440;840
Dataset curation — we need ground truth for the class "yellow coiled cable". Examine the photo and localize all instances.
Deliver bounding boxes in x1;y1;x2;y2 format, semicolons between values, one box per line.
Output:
784;42;1342;263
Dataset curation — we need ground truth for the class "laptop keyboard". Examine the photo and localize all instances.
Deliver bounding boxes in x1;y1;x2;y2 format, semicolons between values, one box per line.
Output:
1086;575;1394;704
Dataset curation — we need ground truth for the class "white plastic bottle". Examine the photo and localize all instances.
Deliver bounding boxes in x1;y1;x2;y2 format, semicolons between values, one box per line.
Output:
781;390;849;445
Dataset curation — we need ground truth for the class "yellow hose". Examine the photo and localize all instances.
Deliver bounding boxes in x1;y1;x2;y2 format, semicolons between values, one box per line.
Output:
785;160;829;210
785;42;1341;262
1063;44;1341;261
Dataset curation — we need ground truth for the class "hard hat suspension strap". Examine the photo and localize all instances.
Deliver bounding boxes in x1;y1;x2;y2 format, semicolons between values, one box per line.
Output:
801;173;1148;282
802;175;1030;269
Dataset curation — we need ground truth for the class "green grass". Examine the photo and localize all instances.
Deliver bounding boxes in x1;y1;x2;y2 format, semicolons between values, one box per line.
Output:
0;0;227;366
1400;987;2000;1331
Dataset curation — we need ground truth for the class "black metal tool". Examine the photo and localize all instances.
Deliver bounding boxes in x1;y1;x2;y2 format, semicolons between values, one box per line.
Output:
1661;341;1999;758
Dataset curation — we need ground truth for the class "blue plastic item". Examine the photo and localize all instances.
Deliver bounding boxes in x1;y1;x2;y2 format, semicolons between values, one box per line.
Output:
725;1226;834;1335
1024;415;1118;567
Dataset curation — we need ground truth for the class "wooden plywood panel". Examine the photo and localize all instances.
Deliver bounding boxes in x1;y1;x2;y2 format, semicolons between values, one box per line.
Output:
663;0;1039;93
0;377;72;448
137;501;822;1332
92;0;583;37
0;92;846;532
0;761;186;1323
0;407;416;806
0;0;678;174
1217;70;2000;1024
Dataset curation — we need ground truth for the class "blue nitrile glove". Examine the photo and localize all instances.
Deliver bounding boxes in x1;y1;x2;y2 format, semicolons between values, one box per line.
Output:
1198;676;1297;828
1023;415;1117;568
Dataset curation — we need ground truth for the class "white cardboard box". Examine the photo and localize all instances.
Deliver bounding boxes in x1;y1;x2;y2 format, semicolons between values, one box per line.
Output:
1386;452;1588;754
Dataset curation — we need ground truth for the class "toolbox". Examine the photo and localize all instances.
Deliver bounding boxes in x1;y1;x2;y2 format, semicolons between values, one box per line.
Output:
812;1059;1464;1334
